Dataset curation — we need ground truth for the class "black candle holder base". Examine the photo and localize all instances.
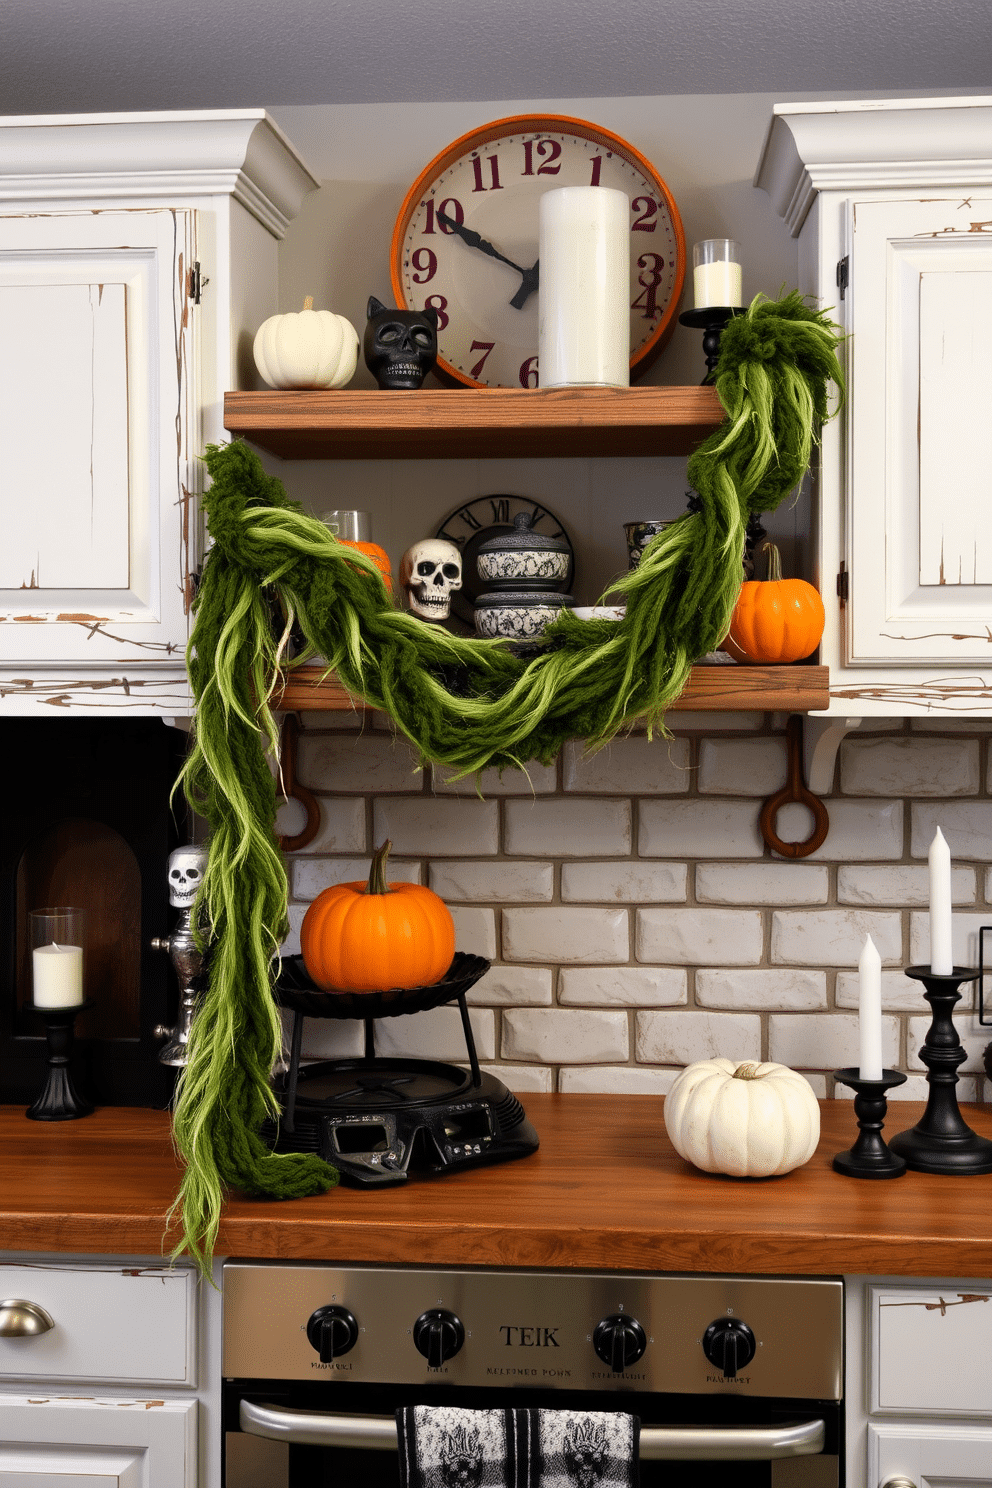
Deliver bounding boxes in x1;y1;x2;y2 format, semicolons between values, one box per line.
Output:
25;1001;94;1121
678;306;745;384
888;965;992;1175
832;1068;907;1178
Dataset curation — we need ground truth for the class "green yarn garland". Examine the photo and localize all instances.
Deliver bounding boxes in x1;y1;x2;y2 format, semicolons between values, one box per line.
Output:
171;291;843;1272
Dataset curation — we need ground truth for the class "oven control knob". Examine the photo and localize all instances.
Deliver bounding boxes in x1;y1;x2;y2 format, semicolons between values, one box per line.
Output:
592;1314;647;1373
306;1305;359;1363
413;1309;465;1368
702;1318;756;1378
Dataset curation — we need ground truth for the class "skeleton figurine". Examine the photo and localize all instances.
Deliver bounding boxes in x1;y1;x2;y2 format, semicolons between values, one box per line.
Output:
399;538;462;621
152;845;208;1068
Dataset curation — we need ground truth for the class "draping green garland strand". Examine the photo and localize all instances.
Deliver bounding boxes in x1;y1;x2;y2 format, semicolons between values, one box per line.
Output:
170;291;844;1272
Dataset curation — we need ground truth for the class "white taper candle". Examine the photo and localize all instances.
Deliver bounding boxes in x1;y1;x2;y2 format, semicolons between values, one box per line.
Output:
929;826;953;976
538;186;629;388
858;935;883;1081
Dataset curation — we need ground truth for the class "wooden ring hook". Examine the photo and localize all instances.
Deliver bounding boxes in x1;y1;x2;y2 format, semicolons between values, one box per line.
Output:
759;714;829;859
277;713;321;852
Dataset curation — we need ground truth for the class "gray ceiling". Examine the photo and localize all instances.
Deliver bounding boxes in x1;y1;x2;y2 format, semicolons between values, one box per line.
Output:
1;0;989;115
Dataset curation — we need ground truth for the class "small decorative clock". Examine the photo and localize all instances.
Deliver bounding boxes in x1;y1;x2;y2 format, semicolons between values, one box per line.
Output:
390;114;685;390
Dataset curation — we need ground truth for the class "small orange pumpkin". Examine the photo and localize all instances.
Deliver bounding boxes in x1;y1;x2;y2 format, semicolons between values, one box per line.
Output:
340;538;393;594
724;541;825;665
300;839;454;993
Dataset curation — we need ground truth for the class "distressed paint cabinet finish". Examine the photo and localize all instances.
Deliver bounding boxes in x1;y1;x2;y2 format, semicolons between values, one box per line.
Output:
0;110;317;716
756;95;992;717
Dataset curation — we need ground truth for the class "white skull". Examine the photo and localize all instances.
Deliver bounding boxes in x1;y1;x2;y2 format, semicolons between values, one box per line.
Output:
168;845;208;908
399;538;462;621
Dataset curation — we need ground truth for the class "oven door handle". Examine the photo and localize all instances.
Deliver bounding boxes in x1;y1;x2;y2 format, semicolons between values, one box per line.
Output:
239;1401;826;1461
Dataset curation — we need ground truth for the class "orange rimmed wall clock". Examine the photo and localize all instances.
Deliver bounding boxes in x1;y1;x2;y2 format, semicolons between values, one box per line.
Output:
390;114;686;390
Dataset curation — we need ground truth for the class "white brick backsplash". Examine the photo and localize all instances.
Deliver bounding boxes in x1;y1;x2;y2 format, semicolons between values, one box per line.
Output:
293;855;421;901
559;967;687;1006
284;903;305;956
637;909;763;965
467;966;553;1006
433;761;557;795
768;1014;900;1070
299;1022;364;1060
502;908;629;963
449;906;497;959
561;861;687;903
909;910;992;970
484;1064;554;1093
374;797;498;855
911;802;992;860
283;796;367;856
696;969;827;1010
834;1073;981;1101
430;860;554;902
560;1066;680;1094
562;736;690;794
695;863;829;905
666;711;763;731
375;1006;496;1062
907;1012;992;1073
635;1011;761;1065
697;736;787;796
502;1009;629;1063
836;969;967;1013
915;717;992;732
803;1073;828;1098
299;731;422;793
773;800;903;860
771;910;903;966
841;736;980;796
638;800;763;858
838;865;976;906
504;798;631;856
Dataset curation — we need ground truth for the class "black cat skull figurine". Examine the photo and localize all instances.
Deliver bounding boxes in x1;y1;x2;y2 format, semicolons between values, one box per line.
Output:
363;295;438;390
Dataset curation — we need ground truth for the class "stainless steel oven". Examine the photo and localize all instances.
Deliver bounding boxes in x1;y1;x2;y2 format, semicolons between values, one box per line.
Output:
222;1263;843;1488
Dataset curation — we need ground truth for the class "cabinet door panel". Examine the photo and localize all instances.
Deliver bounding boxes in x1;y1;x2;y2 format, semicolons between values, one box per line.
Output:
849;195;992;664
870;1421;992;1487
0;209;196;667
0;1394;195;1488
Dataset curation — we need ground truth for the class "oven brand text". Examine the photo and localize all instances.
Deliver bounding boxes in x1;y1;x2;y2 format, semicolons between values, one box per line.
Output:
499;1327;560;1346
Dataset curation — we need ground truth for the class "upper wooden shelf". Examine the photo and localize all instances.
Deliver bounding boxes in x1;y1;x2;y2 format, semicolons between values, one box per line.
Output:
275;663;829;715
223;385;725;460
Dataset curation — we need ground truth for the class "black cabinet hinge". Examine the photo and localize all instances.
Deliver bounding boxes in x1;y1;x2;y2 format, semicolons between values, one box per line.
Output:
836;256;849;301
188;261;208;304
837;562;849;606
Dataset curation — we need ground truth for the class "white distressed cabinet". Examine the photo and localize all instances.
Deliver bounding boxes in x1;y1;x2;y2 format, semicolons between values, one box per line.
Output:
756;96;992;719
0;110;317;717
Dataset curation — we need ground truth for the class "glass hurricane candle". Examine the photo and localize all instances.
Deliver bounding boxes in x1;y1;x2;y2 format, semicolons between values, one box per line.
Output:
693;239;743;309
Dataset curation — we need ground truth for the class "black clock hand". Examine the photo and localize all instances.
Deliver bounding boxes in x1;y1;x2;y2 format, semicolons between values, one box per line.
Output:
437;211;540;308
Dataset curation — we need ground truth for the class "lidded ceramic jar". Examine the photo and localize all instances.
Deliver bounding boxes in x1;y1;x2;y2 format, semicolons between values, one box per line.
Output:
474;589;575;641
476;512;571;591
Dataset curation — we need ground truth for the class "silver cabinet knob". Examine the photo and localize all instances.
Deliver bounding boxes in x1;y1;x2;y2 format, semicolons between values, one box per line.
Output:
0;1299;55;1337
882;1478;917;1488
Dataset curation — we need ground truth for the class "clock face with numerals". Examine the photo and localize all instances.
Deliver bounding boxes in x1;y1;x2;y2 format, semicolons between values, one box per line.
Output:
390;114;685;390
436;494;574;627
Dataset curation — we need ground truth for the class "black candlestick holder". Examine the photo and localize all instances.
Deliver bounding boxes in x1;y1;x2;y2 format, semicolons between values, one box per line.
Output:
833;1068;907;1178
888;965;992;1175
25;1001;94;1121
678;306;745;384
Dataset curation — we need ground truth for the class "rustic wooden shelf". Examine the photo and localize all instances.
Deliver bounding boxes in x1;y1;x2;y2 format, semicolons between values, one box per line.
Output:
274;663;829;714
224;385;725;460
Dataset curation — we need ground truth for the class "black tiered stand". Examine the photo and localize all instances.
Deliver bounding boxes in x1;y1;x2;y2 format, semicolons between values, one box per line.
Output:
888;965;992;1175
25;1000;95;1121
832;1068;906;1178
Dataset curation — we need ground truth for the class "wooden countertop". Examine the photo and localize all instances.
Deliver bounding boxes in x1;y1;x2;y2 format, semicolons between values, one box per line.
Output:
2;1096;992;1277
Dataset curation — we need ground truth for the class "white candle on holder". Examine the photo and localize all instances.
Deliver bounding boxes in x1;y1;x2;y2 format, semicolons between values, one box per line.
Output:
538;186;629;389
929;826;953;975
858;935;883;1081
693;238;743;309
32;943;84;1007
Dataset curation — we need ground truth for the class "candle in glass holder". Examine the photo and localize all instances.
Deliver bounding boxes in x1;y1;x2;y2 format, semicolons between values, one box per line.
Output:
858;934;883;1081
693;239;743;309
30;908;85;1007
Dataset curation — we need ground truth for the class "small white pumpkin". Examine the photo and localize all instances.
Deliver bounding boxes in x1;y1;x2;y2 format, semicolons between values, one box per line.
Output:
663;1058;820;1178
253;296;359;390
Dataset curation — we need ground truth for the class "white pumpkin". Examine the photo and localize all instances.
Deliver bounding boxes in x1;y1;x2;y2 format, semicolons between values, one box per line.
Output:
253;297;359;390
663;1058;820;1178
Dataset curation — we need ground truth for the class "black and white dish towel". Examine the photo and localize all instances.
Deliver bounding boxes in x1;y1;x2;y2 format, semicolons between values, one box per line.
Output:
396;1405;640;1488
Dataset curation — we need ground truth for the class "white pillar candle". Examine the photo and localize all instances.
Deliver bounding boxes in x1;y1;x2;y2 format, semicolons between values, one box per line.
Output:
929;826;953;975
539;186;629;389
858;935;883;1081
32;942;84;1007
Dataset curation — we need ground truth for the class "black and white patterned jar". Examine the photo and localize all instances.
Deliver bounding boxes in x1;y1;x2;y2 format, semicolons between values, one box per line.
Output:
476;512;571;591
474;589;576;640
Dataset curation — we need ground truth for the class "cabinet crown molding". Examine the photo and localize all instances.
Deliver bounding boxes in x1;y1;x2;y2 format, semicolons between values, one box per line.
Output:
0;108;319;237
755;95;992;235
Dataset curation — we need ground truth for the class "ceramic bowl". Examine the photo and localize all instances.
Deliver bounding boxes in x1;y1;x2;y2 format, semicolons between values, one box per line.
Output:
572;606;626;621
474;590;575;640
476;512;571;590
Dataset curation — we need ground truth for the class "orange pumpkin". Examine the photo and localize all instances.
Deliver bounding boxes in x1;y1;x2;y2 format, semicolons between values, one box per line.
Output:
301;839;454;993
340;538;393;594
724;541;825;665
